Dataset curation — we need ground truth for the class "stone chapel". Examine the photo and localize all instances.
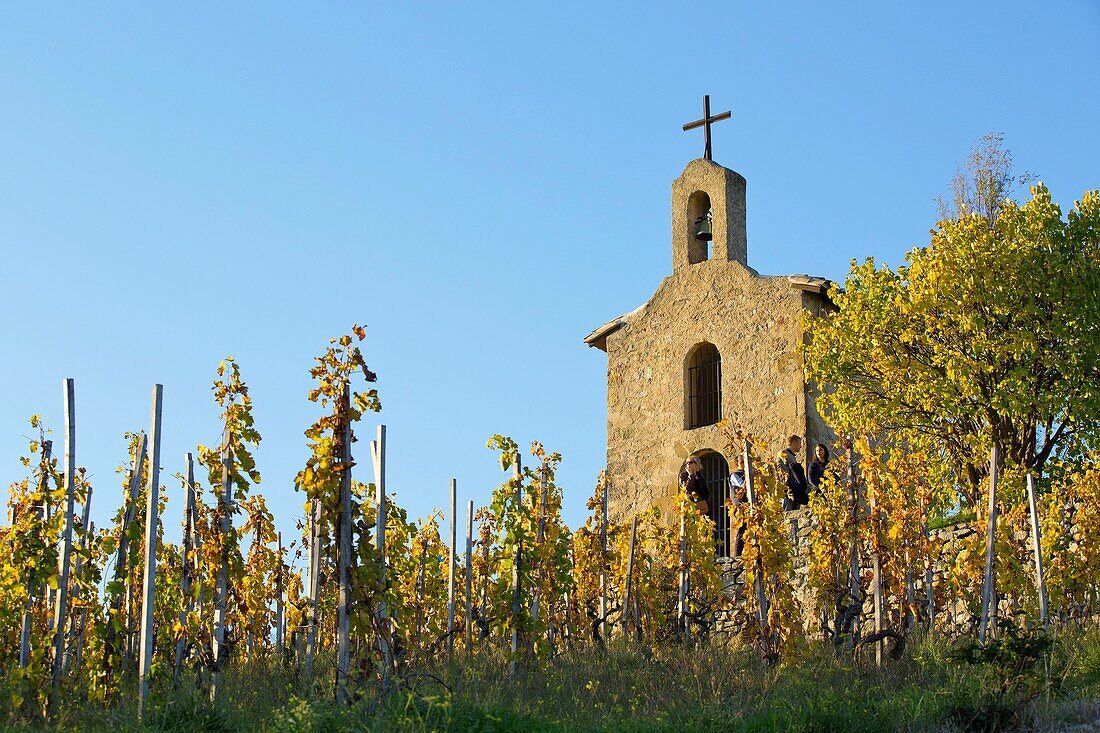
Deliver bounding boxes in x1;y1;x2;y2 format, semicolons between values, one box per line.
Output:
584;156;834;555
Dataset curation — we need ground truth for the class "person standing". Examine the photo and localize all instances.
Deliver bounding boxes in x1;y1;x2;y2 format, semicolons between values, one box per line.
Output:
728;455;747;557
680;456;709;514
809;443;830;495
777;435;809;511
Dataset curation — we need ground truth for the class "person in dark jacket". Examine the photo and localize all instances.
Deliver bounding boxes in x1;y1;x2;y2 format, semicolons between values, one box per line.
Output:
809;443;830;495
778;435;809;510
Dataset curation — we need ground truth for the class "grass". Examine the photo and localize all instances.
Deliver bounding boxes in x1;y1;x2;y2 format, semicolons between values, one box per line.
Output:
928;510;977;532
5;629;1100;732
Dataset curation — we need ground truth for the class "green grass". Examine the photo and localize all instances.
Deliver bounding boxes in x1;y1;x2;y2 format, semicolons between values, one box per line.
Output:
5;629;1100;732
928;510;976;531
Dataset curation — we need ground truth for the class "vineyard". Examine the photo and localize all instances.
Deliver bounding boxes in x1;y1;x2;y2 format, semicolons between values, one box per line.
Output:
3;323;1100;731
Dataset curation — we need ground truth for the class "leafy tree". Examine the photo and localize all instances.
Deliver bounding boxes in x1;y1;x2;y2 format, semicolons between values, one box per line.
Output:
805;184;1100;505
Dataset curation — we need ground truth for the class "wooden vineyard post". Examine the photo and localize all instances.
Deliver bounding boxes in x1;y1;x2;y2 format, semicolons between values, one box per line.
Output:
414;548;425;642
677;502;689;642
276;531;285;657
1026;472;1049;630
904;555;916;633
531;465;547;633
304;498;321;680
335;386;353;703
211;425;234;699
21;440;52;670
370;425;392;677
65;480;94;674
49;378;76;716
413;541;426;638
564;547;575;644
847;442;861;645
138;384;163;720
743;440;769;641
447;478;457;660
70;520;94;675
464;500;473;651
979;446;999;644
870;490;883;666
509;456;523;676
106;432;146;681
622;515;637;640
175;452;197;681
479;523;490;640
600;476;609;639
923;520;936;633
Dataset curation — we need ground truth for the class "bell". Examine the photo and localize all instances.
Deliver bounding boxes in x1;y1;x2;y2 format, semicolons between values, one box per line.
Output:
694;214;712;242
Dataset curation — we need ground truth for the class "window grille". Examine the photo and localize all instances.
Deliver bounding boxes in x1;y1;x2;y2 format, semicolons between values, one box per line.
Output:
700;452;732;557
686;343;722;429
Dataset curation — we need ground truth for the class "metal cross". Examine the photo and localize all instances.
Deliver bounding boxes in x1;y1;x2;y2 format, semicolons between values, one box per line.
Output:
682;95;731;161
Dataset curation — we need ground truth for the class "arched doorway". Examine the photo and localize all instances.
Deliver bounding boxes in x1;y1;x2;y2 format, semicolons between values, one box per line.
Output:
694;450;731;557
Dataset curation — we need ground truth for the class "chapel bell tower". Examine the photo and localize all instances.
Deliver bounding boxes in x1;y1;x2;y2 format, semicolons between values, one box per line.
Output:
673;95;747;273
671;160;747;273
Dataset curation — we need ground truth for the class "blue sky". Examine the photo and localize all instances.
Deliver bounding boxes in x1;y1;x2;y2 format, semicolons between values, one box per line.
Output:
2;3;1098;552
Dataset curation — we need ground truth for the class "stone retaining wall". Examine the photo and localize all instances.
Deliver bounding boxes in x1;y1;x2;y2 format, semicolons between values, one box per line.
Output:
713;509;989;637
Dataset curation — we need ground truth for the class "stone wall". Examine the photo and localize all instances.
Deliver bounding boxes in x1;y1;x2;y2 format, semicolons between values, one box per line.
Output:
712;510;1004;637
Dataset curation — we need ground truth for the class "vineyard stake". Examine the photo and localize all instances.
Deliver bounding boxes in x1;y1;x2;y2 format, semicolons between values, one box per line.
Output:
65;478;94;674
531;465;545;634
370;424;392;677
479;516;489;640
107;433;146;681
447;478;457;660
743;440;769;641
45;458;56;636
464;499;473;652
677;499;688;642
48;378;76;717
335;386;353;703
904;549;916;633
1026;472;1049;630
565;545;574;643
846;441;861;646
870;487;883;666
979;446;999;643
21;439;52;670
923;519;935;633
598;474;608;642
276;531;285;657
509;455;523;676
304;498;321;680
415;545;425;643
175;452;197;682
211;424;234;699
70;521;92;675
622;515;637;640
137;384;163;720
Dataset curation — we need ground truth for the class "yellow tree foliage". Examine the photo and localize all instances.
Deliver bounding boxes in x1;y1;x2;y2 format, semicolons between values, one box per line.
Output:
805;186;1100;506
1041;459;1100;621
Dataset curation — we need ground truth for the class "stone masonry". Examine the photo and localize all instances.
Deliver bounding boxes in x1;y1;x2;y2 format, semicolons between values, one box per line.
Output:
714;510;988;636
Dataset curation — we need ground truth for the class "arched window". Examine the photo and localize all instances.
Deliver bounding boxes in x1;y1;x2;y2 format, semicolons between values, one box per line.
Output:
694;450;732;557
685;342;722;429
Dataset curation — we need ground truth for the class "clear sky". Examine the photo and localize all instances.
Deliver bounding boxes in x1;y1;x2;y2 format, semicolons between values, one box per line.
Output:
2;3;1098;552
